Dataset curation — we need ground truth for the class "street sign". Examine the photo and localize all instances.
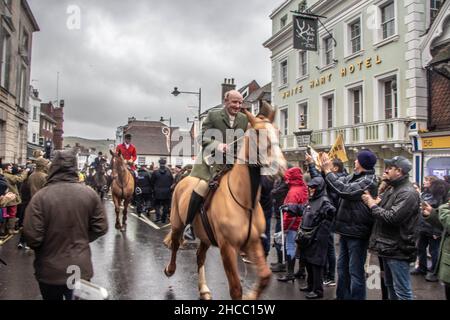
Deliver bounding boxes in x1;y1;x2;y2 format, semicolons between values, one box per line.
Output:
293;15;318;51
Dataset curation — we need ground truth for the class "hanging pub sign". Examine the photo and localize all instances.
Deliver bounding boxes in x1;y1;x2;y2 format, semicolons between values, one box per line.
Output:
293;15;318;51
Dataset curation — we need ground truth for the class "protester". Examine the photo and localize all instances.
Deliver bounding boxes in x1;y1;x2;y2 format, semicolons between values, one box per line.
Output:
136;165;153;216
260;175;274;257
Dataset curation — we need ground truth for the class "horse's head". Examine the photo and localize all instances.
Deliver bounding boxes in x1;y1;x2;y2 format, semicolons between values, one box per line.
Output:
243;101;287;176
109;149;126;171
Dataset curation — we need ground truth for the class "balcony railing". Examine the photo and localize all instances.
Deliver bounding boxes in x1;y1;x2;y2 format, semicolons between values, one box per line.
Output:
281;119;410;150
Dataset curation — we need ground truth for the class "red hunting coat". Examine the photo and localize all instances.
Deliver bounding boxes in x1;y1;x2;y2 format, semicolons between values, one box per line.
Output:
116;143;137;170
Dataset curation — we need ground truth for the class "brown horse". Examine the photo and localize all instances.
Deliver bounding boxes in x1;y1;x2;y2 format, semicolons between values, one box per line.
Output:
109;150;135;232
164;105;287;300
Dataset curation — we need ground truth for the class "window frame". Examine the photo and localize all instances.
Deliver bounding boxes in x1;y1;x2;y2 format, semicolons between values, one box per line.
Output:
297;50;308;79
279;107;289;136
279;58;288;87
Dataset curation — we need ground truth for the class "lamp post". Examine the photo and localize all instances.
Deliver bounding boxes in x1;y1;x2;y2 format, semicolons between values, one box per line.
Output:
160;116;172;165
171;87;202;138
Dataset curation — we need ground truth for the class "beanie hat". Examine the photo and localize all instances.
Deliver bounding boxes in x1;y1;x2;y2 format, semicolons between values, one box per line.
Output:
357;149;377;170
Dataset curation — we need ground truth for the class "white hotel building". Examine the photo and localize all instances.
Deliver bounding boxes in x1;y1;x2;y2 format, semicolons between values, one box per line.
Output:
264;0;447;180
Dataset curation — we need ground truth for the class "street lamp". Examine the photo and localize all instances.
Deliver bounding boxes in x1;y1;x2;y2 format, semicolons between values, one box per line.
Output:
171;86;202;136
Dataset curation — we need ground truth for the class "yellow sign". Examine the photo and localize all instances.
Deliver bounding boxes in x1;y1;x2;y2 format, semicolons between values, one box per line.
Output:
422;136;450;149
328;134;349;163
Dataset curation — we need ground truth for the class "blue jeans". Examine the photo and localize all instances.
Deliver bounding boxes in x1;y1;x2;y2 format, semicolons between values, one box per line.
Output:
336;236;369;300
382;258;413;300
417;233;440;273
285;230;297;259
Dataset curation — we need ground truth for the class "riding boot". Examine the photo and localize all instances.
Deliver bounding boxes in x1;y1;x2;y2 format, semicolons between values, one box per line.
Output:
183;191;204;241
277;256;295;282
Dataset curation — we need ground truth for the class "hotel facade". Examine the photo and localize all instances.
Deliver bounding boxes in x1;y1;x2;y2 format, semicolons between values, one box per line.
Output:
264;0;447;181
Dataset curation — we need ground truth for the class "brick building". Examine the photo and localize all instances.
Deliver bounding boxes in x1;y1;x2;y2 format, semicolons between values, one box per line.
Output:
39;100;64;152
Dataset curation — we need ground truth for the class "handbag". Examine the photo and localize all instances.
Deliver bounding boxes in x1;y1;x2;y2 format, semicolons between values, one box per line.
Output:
295;224;319;248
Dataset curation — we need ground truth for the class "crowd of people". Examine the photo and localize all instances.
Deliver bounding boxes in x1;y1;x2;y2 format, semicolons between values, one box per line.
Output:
0;91;449;301
261;151;450;300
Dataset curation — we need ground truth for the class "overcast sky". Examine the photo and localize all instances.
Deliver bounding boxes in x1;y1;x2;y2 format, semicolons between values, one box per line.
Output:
28;0;281;139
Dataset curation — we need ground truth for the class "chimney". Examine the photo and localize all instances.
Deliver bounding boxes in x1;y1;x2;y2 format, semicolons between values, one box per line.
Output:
221;78;237;102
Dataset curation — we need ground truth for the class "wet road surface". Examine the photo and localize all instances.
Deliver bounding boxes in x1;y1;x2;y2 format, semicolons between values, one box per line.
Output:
0;196;445;300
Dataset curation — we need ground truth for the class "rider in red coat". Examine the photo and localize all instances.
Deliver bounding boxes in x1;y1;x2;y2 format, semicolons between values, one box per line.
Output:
116;134;137;171
115;133;140;195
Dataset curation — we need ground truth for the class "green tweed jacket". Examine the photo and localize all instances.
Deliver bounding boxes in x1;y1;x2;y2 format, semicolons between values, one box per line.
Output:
190;108;248;181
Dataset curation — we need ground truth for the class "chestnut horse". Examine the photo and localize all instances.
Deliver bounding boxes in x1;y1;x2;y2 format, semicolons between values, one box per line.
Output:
164;105;286;300
109;150;135;232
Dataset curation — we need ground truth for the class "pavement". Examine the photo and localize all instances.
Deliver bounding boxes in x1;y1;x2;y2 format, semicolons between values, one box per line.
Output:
0;196;446;300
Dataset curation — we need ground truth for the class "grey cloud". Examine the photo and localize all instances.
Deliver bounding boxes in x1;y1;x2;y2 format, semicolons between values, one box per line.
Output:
28;0;281;139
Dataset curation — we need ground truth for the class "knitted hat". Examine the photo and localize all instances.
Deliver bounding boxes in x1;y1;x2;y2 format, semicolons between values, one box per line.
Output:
357;149;377;170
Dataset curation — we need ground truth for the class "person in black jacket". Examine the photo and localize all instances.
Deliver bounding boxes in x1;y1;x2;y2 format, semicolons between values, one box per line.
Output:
307;155;346;286
270;173;289;272
150;159;174;223
296;176;336;299
320;150;378;300
135;166;153;216
412;176;447;282
362;156;419;300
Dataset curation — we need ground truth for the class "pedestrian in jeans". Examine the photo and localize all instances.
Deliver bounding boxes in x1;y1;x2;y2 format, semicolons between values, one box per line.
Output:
24;149;108;300
277;167;308;282
320;150;378;300
362;156;419;300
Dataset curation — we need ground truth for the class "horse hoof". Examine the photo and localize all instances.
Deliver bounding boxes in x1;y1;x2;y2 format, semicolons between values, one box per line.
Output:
200;292;212;300
242;291;257;300
121;226;127;232
164;266;175;278
115;223;121;230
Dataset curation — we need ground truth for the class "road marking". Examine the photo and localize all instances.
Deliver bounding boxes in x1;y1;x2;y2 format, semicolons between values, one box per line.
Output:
129;212;160;230
0;234;13;246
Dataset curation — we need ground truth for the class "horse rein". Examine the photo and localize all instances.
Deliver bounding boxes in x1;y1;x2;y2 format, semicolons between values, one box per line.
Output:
226;171;258;250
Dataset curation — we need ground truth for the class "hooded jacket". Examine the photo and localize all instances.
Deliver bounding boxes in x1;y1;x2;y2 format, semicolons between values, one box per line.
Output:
283;167;308;231
24;149;108;285
28;158;50;198
299;176;336;266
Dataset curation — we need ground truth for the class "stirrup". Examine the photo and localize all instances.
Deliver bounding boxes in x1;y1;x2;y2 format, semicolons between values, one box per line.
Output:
135;187;142;195
183;224;196;241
